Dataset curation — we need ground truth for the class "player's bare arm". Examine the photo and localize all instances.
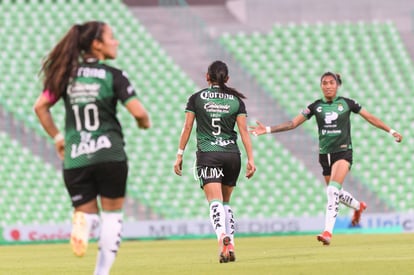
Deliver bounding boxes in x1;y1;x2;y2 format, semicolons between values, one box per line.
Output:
359;109;402;142
250;114;306;136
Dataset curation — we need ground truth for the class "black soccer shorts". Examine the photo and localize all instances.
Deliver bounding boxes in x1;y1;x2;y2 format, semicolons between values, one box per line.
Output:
319;150;353;176
63;161;128;207
196;151;241;188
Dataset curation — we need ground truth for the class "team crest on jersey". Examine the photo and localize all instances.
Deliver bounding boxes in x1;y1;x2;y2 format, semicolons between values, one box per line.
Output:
337;104;344;112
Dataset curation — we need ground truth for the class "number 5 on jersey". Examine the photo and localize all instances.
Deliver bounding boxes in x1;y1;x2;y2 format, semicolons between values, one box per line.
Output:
212;118;221;135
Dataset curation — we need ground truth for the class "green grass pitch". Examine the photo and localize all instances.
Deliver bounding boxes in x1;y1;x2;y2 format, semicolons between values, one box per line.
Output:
1;233;413;274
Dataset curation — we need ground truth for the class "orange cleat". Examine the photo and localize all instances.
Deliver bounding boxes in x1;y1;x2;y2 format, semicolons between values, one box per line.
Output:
352;201;367;226
228;243;236;262
317;231;332;246
219;234;231;263
70;211;89;257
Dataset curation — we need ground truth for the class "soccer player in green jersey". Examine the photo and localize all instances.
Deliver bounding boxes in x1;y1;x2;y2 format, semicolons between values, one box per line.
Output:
174;61;256;262
34;21;150;274
250;72;402;245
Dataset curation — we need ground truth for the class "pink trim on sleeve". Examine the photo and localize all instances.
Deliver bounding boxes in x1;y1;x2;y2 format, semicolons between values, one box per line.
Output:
42;89;59;105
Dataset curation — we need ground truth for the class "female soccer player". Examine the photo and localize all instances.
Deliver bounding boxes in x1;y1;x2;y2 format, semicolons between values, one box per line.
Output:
174;60;256;262
250;72;402;245
34;21;150;274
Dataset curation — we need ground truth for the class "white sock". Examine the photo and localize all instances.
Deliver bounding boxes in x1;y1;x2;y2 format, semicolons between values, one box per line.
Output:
224;204;236;245
94;211;123;275
84;213;100;238
324;184;340;233
209;200;226;241
339;189;360;210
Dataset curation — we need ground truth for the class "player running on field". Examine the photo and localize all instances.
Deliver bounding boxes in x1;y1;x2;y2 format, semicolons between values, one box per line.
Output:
174;60;256;262
34;21;150;274
250;72;402;245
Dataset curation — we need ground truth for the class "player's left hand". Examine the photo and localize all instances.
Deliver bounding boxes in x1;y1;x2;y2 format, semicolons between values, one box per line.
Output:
174;157;183;176
245;160;256;179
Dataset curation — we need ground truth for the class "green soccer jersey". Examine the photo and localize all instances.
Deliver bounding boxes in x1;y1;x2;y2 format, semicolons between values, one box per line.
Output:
185;86;247;153
302;96;362;154
62;60;137;169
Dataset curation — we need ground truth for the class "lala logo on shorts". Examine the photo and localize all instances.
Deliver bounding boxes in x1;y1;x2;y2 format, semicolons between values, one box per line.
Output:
71;131;112;158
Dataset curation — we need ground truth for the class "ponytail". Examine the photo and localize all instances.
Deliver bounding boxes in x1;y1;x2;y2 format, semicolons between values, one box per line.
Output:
208;60;246;99
40;21;105;98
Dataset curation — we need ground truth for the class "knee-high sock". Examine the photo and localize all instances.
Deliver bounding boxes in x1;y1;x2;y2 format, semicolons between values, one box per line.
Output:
84;213;100;237
223;203;235;245
339;189;360;210
324;182;341;234
209;200;226;241
94;211;123;275
72;212;100;242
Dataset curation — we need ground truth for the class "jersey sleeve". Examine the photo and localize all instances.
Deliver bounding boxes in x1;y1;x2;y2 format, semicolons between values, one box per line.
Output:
185;93;197;113
344;97;362;113
237;98;247;116
301;101;317;119
113;70;137;104
42;89;60;105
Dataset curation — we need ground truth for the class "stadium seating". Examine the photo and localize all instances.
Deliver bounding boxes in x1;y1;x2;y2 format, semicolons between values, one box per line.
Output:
0;0;328;224
3;0;413;228
0;131;71;227
219;21;414;211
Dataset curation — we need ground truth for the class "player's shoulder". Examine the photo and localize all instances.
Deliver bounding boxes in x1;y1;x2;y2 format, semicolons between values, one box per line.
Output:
338;96;359;104
189;88;208;99
100;63;129;79
309;98;323;106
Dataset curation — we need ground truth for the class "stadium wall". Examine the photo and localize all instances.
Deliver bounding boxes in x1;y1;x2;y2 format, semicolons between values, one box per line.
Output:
2;212;413;244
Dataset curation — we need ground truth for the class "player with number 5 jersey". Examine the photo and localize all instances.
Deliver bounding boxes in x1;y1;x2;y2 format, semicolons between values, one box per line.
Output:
34;21;150;275
174;60;256;263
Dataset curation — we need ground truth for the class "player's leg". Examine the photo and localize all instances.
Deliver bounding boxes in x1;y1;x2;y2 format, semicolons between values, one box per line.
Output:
223;193;235;262
325;175;362;212
221;152;240;262
93;161;128;275
203;182;230;263
94;198;124;275
325;151;367;226
198;152;231;263
318;159;349;245
64;167;100;257
203;182;226;238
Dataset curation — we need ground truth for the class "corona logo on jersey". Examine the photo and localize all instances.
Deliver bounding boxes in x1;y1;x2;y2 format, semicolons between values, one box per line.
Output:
71;131;112;158
200;91;234;100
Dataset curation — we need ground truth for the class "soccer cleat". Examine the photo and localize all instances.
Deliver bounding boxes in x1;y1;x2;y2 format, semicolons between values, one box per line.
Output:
70;211;89;257
352;201;367;226
219;234;231;263
317;231;332;246
228;243;236;262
